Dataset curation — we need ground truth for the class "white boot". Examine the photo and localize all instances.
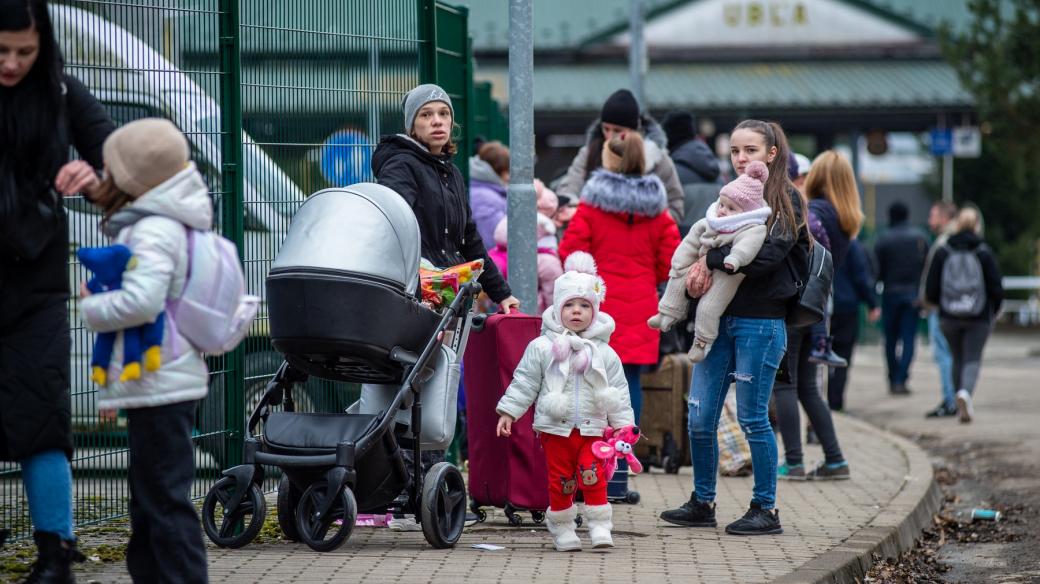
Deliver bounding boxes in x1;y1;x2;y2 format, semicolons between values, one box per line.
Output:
545;506;582;551
584;503;614;549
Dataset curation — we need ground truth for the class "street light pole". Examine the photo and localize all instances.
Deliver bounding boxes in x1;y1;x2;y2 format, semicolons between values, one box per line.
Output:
507;0;537;314
629;0;646;107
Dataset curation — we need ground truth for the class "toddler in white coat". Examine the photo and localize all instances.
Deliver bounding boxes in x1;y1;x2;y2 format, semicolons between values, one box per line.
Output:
495;252;635;552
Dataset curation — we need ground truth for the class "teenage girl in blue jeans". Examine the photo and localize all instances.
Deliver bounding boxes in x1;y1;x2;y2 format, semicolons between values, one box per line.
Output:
660;120;809;535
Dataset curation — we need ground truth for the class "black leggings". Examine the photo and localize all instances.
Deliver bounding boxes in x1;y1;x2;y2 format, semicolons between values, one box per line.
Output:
827;312;860;411
939;318;991;396
774;326;845;466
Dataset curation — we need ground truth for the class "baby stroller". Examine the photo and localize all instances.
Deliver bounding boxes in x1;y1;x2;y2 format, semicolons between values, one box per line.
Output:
201;183;477;552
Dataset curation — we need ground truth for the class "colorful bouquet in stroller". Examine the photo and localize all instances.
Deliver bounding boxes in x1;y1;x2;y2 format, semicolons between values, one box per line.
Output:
419;259;484;309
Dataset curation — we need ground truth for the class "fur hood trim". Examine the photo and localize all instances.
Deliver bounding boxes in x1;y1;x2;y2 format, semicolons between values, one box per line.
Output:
580;169;668;217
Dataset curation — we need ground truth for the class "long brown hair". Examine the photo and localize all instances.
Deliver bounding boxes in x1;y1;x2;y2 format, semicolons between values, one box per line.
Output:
732;119;801;236
91;174;134;227
803;150;864;237
605;133;646;175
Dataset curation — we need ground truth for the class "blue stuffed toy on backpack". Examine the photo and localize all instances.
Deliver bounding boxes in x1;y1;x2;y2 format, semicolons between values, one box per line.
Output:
78;245;165;385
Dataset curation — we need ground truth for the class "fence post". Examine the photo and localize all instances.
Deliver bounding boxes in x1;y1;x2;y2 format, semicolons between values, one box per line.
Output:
418;0;437;84
218;0;245;466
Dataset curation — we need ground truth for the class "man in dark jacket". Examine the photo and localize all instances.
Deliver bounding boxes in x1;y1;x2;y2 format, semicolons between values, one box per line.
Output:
874;202;929;395
661;111;722;235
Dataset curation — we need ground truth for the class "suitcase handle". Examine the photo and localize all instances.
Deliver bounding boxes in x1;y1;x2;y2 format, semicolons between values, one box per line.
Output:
470;313;488;332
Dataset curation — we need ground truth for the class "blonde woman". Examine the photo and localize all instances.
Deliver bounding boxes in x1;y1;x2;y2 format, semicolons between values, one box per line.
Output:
924;207;1004;423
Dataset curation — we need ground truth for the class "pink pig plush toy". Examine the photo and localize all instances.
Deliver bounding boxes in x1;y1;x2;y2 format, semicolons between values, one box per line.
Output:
591;425;643;481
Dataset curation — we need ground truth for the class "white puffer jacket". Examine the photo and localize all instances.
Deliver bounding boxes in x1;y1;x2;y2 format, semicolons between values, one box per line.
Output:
496;308;635;437
80;164;212;410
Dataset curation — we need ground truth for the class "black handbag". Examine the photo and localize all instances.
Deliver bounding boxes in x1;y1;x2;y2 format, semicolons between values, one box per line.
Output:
785;242;833;328
0;182;62;262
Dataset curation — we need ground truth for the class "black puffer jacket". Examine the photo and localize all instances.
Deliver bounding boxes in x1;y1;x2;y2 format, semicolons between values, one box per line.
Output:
874;220;930;296
808;197;850;269
705;188;809;320
0;75;114;461
670;137;721;185
371;135;511;303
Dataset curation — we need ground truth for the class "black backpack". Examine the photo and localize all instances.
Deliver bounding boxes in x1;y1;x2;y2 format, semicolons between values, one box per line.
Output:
786;242;833;328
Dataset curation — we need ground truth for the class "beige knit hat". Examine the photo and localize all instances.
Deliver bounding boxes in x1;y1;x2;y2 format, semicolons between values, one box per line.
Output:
103;118;190;197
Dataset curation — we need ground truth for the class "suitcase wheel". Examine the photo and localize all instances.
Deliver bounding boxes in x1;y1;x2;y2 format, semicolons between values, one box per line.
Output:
625;491;641;505
505;503;523;527
469;501;487;523
530;511;544;524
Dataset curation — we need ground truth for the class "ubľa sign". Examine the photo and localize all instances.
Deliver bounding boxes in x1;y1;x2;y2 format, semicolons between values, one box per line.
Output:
612;0;921;48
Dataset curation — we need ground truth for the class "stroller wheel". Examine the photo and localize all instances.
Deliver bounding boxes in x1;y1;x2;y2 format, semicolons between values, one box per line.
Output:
295;481;356;552
202;477;266;548
420;462;467;548
277;475;302;542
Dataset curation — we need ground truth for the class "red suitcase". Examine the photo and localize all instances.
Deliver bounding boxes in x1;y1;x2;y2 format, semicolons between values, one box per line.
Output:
464;312;550;525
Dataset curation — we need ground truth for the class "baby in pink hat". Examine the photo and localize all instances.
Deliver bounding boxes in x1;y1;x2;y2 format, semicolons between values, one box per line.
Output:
648;160;773;361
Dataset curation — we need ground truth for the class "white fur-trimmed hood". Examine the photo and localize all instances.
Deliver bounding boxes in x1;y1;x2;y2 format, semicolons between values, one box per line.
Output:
580;169;668;217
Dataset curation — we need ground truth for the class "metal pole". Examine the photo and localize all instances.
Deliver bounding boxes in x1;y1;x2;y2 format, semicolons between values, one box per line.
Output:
939;113;953;203
218;0;244;467
629;0;646;107
507;0;537;314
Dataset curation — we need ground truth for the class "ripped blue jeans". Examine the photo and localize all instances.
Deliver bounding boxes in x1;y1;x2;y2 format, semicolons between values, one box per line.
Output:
688;316;786;509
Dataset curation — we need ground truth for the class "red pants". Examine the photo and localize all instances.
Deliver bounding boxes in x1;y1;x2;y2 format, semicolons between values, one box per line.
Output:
540;429;607;510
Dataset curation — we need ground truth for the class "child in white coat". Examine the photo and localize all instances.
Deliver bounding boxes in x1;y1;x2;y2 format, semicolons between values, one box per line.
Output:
648;160;772;361
79;119;211;582
496;252;635;551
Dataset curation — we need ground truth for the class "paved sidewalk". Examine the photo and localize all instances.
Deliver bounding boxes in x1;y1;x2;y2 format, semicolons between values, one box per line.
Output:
75;408;931;584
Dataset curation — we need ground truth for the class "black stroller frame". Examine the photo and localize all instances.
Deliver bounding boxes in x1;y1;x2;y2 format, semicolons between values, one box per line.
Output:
201;282;480;552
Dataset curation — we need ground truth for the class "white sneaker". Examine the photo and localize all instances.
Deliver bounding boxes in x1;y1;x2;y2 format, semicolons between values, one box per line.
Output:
388;514;422;532
955;389;974;423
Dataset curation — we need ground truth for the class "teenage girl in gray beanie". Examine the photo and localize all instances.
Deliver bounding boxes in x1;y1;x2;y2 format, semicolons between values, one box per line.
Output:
371;83;518;313
370;84;518;530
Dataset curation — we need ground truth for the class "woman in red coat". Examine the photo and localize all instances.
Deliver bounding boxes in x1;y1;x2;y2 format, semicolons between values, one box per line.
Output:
559;132;680;423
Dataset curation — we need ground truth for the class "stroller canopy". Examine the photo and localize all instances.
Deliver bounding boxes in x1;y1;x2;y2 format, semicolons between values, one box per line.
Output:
273;183;421;294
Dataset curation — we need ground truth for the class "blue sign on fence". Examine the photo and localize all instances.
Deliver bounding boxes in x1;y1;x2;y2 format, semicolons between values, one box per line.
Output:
321;129;374;187
929;128;953;156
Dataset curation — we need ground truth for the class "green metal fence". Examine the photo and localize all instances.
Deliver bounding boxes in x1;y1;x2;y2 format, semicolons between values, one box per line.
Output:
1;0;483;541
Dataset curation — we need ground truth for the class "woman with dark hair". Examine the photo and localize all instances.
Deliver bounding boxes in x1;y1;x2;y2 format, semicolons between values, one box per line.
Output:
1;0;114;578
660;120;808;536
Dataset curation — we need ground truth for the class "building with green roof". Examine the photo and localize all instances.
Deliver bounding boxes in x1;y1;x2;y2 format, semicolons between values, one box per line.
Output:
455;0;993;187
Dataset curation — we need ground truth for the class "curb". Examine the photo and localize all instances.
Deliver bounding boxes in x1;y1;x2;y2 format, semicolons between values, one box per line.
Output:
772;414;943;584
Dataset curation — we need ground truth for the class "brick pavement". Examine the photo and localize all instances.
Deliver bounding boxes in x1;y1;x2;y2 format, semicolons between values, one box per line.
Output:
75;406;921;584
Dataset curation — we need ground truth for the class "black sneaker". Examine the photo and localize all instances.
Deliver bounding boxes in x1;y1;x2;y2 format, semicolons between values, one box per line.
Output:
890;383;911;396
925;403;957;418
725;504;783;535
660;492;717;527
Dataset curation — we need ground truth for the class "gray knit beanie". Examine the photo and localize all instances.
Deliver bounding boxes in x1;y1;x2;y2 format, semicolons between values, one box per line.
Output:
402;84;454;132
103;118;189;197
